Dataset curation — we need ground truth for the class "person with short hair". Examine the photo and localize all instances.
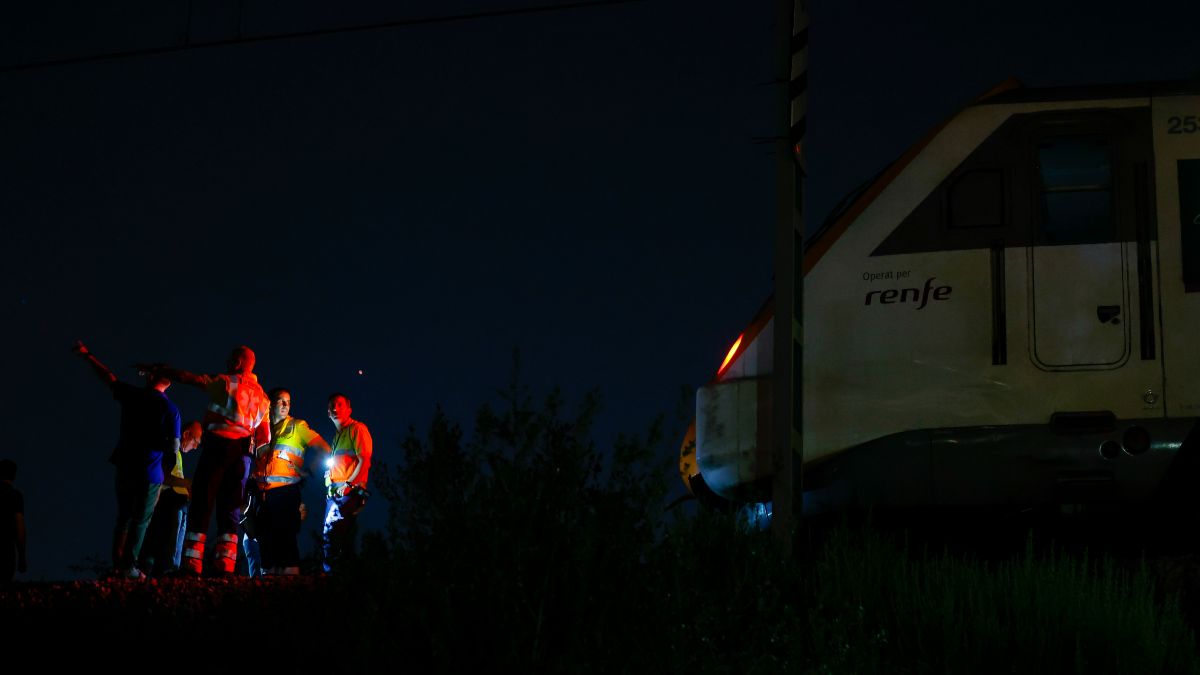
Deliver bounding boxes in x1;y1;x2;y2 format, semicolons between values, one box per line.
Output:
246;388;330;576
74;341;181;579
0;459;26;584
147;346;270;576
322;393;372;574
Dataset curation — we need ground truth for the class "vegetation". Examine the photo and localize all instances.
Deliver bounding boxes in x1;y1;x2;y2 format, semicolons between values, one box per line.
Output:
347;378;1199;673
3;377;1198;672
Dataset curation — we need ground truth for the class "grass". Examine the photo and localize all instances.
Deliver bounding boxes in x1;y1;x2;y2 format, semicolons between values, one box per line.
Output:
802;525;1197;674
2;510;1195;673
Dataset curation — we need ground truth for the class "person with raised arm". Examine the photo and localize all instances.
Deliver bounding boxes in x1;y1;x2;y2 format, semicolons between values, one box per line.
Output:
145;346;270;576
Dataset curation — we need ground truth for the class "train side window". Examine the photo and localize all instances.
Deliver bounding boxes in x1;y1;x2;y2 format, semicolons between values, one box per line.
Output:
948;169;1004;229
1180;159;1200;291
1036;137;1114;245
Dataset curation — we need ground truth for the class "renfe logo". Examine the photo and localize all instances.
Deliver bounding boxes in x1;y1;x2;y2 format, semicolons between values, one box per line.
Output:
864;277;952;309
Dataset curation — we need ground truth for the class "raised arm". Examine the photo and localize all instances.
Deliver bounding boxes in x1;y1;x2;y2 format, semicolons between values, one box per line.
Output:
72;340;116;387
136;362;207;389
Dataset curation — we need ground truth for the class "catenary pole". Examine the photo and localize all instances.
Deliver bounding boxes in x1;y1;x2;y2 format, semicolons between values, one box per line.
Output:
771;0;806;553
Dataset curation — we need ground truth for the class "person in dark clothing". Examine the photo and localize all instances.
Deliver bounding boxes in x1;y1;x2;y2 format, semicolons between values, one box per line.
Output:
74;341;181;579
0;459;26;583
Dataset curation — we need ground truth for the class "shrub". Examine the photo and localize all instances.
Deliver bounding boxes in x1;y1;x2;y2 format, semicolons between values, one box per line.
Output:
360;378;671;671
356;379;1200;673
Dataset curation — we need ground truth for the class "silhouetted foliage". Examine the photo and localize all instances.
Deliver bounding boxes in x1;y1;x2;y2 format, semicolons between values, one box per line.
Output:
360;375;672;671
349;378;1200;673
4;375;1199;673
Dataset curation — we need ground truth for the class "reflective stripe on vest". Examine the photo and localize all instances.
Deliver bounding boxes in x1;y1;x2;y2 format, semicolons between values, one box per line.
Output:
274;443;304;462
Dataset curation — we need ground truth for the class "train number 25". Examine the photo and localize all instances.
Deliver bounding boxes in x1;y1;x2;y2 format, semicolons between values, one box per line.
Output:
1168;116;1199;134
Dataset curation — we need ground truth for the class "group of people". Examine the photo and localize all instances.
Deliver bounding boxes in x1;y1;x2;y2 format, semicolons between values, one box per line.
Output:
70;342;372;579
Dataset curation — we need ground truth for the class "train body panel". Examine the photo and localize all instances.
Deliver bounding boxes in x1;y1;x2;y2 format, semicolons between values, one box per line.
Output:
688;82;1200;514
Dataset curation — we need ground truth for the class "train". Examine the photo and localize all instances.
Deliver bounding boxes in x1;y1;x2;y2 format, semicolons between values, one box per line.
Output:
681;79;1200;528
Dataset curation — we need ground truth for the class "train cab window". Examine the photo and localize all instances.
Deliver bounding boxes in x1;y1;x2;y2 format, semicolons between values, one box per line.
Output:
1036;137;1114;245
948;169;1004;228
1180;159;1200;291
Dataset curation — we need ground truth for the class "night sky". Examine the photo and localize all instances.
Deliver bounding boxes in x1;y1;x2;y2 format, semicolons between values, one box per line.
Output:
3;1;1198;581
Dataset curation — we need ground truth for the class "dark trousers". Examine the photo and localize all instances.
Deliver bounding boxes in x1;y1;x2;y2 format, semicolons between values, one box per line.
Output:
1;540;14;583
140;489;188;575
187;432;252;537
113;469;161;570
259;483;303;570
322;494;360;573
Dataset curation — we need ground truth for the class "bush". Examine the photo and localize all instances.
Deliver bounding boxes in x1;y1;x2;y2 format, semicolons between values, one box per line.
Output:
354;380;1200;673
359;378;672;671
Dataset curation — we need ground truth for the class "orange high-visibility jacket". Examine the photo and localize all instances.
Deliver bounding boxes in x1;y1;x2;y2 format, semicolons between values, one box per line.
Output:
256;416;325;490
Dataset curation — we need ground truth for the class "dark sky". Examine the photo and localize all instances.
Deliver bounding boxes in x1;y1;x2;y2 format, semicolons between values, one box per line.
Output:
3;1;1198;580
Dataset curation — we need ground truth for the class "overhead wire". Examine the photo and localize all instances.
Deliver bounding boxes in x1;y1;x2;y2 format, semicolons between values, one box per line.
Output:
1;0;644;74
